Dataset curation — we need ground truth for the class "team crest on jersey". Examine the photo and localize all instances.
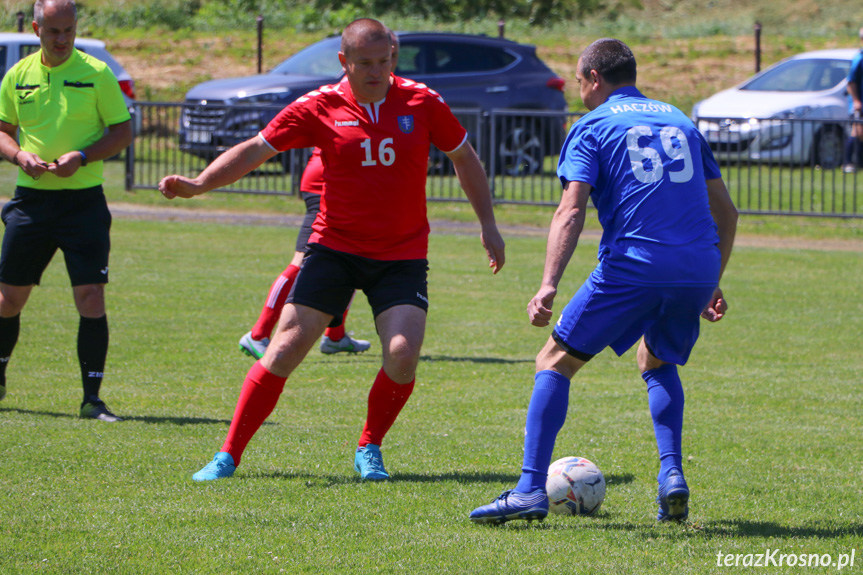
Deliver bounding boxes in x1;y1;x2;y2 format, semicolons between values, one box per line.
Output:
398;115;414;134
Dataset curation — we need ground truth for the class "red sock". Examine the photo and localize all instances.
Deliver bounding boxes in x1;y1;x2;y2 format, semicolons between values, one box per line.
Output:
251;265;299;341
359;368;415;447
220;362;287;465
324;309;348;341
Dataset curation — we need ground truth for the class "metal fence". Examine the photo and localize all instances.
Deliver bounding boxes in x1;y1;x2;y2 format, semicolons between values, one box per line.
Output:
127;102;863;217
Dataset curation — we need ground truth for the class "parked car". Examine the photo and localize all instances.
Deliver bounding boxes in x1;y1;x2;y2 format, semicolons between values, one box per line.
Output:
179;32;568;175
0;33;139;131
691;49;857;168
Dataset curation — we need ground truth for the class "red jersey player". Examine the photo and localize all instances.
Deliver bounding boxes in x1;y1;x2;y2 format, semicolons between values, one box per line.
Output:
238;30;401;360
159;18;505;482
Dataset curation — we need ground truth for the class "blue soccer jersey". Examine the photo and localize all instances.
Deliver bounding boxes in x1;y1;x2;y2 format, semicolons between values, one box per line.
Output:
558;86;722;286
848;50;863;114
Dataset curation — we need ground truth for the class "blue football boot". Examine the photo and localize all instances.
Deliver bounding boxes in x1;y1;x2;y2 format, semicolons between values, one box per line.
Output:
469;489;549;524
354;444;389;480
192;452;236;482
657;469;689;522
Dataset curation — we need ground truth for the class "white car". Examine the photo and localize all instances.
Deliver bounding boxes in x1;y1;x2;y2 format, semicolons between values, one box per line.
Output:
691;49;857;168
0;33;138;129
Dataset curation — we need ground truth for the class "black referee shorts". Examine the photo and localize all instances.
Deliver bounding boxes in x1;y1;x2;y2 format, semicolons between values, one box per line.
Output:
0;186;111;287
287;243;429;328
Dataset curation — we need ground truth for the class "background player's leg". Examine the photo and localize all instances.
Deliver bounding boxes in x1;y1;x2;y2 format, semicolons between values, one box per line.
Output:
320;291;371;354
240;252;304;359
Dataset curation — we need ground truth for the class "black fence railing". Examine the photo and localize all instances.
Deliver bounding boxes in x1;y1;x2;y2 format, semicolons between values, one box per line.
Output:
126;103;863;217
695;115;862;217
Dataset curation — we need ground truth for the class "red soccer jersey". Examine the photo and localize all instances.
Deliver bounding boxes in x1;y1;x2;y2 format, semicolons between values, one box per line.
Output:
259;75;468;260
299;148;324;195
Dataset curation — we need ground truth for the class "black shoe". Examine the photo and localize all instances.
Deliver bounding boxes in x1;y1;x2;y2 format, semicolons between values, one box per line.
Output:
80;401;123;422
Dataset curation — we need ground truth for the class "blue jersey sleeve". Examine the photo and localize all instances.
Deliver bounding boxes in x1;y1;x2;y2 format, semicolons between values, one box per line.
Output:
847;52;863;85
557;121;599;188
848;52;863;114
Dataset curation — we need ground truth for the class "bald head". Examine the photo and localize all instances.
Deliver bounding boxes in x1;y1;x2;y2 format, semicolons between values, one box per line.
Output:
34;0;77;25
341;18;390;57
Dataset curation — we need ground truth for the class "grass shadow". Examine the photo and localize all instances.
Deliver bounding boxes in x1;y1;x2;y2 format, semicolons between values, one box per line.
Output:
419;355;535;365
0;406;276;427
0;407;78;419
240;471;635;488
583;519;863;539
246;470;522;485
700;519;863;539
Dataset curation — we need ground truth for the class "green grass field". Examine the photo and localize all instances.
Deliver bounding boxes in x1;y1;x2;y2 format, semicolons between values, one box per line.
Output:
0;216;861;574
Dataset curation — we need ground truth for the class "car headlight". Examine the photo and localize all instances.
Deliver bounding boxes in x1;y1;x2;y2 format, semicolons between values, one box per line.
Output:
231;88;291;105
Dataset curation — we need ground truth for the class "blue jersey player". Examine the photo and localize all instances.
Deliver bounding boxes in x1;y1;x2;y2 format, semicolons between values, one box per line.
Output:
470;38;738;524
843;27;863;173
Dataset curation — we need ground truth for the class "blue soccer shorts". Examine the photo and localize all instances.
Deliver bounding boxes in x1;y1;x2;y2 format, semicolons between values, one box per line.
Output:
552;269;716;366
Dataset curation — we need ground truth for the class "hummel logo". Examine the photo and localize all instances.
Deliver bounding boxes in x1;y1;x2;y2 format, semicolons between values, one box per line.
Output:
100;266;109;275
335;120;359;127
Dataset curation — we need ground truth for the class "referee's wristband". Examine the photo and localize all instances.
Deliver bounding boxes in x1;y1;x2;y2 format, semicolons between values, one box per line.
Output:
78;150;88;166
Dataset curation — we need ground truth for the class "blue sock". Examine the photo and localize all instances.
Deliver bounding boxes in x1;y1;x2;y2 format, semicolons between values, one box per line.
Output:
515;370;570;494
642;364;684;485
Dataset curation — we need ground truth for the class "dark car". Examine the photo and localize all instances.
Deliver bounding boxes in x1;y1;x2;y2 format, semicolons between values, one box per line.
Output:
179;32;567;175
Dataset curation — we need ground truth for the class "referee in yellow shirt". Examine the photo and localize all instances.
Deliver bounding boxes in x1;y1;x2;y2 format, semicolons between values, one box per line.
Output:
0;0;132;421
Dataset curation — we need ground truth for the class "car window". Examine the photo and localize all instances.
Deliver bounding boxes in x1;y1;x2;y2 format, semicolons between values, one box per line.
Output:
395;44;422;75
21;44;40;59
269;36;343;78
742;58;851;92
428;42;515;74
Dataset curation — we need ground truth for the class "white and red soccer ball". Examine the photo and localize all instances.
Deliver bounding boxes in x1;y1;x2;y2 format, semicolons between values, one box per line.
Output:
546;456;606;516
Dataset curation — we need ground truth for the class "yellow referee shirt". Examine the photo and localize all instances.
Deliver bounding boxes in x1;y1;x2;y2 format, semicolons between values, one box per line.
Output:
0;48;131;190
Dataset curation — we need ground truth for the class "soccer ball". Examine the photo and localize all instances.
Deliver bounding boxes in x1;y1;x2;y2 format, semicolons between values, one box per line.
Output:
546;456;606;516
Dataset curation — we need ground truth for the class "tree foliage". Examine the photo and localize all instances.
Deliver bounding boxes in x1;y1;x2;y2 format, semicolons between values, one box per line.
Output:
311;0;624;25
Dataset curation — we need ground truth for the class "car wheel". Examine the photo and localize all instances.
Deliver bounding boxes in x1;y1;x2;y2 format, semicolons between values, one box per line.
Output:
814;125;844;169
497;124;544;176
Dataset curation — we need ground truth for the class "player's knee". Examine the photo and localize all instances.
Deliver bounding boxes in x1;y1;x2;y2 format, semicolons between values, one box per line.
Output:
0;287;29;316
383;337;420;380
536;336;586;379
73;284;106;317
637;339;666;373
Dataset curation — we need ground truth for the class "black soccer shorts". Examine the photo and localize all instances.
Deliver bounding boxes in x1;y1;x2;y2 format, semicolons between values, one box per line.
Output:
0;186;111;286
287;243;429;327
